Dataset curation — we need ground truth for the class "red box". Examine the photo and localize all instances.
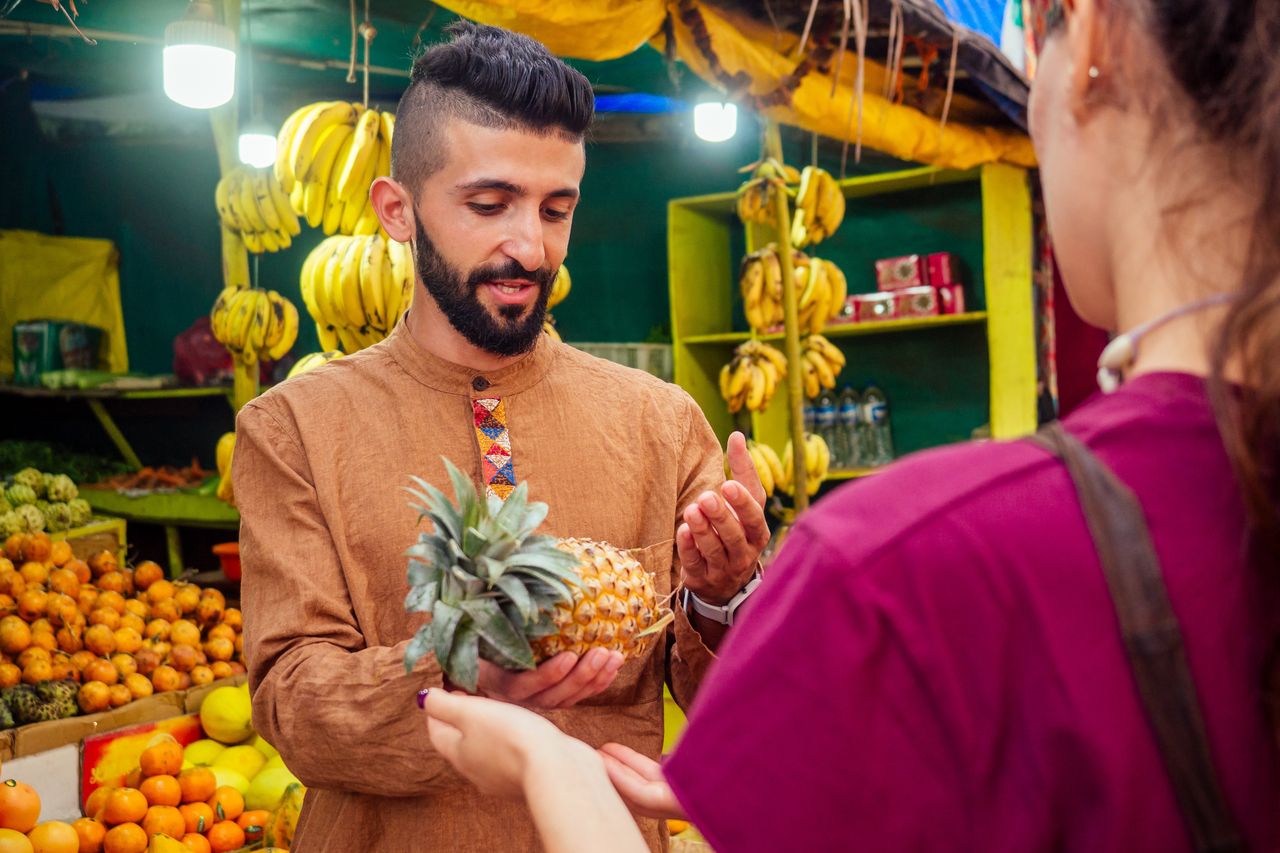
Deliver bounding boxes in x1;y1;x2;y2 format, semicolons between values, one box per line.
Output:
892;286;939;318
875;255;925;291
926;253;956;286
851;292;897;322
936;284;966;315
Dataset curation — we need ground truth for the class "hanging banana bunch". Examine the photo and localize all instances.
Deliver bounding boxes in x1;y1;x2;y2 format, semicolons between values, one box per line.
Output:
287;350;344;380
215;431;236;507
790;166;846;248
544;264;570;341
736;158;800;227
210;287;300;365
794;254;850;334
719;339;788;414
214;167;301;254
275;101;394;236
747;440;786;498
739;244;792;333
300;234;414;354
777;433;831;497
799;334;846;400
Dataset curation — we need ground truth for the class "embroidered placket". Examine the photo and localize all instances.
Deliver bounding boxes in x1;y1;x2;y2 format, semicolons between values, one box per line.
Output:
472;397;516;501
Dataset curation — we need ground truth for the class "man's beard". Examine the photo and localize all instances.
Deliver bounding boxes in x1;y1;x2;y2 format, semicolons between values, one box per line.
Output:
412;218;554;358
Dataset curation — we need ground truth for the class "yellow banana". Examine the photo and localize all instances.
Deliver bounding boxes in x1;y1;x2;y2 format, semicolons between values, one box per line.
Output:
252;171;282;232
321;132;356;236
214;174;242;232
274;102;314;192
749;444;775;497
359;235;388;331
805;349;837;390
745;364;767;412
548;264;571;309
267;173;300;236
382;242;405;327
340;147;379;234
319;237;351;330
303;123;355;228
265;294;299;361
333;324;363;355
756;442;786;490
718;363;733;401
823;260;848;320
336;108;381;200
315;322;341;353
290;101;360;187
236;170;268;234
758;342;788;374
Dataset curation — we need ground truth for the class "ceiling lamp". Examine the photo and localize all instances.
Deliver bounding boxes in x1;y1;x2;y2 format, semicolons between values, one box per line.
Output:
163;0;237;110
693;102;738;143
238;117;277;168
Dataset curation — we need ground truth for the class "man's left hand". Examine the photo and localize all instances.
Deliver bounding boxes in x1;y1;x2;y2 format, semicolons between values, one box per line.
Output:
677;431;769;604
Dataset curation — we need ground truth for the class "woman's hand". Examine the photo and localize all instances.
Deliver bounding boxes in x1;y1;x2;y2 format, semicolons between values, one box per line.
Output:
598;743;689;820
421;688;585;800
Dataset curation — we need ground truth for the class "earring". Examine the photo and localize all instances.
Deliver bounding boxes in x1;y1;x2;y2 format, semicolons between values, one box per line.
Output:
1088;66;1101;79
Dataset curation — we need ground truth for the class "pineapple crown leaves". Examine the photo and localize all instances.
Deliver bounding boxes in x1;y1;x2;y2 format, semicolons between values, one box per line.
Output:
402;458;582;691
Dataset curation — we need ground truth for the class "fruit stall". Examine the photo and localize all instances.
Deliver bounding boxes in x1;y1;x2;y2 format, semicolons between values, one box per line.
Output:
0;0;1084;849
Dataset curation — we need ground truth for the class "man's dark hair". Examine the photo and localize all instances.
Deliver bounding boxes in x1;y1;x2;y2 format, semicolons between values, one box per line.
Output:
391;21;594;193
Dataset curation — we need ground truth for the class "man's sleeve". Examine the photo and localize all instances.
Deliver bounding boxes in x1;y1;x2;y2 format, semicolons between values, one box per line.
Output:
236;399;455;797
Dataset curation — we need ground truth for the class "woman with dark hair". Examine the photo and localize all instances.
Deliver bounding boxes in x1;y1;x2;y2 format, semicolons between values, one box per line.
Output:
420;0;1280;849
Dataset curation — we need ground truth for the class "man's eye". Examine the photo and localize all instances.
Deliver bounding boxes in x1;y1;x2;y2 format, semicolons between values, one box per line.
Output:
468;203;504;215
543;209;570;222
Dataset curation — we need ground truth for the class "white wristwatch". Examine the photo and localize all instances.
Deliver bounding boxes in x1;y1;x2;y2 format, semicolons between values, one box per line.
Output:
682;567;763;627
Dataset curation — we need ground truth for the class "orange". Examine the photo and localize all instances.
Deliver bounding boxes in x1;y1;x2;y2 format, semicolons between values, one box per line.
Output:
87;610;119;631
20;659;51;685
83;787;115;822
109;654;137;679
0;780;40;833
178;835;209;853
83;626;116;658
145;581;174;605
208;663;232;680
46;569;78;598
100;823;145;853
100;789;146;827
122;600;148;621
149;600;180;624
173;587;199;616
150;667;181;694
204;789;241;824
203;822;242;853
95;593;125;616
0;574;24;600
80;660;117;687
0;666;17;689
137;776;179;809
176;770;214;807
86;551;117;579
176;803;211;838
199;589;225;609
28;633;57;656
167;622;199;649
0;828;32;853
234;811;269;844
48;541;72;568
0;619;29;657
188;667;213;688
122;674;152;701
201;639;233;664
139;742;182;779
167;646;198;674
65;559;90;585
94;574;124;595
131;650;160;679
139;806;183;842
17;562;48;588
122;771;140;793
131;563;163;592
107;684;131;709
71;817;106;853
217;610;241;632
19;534;51;564
16;591;47;622
25;821;78;853
2;536;23;562
77;681;110;714
193;598;222;627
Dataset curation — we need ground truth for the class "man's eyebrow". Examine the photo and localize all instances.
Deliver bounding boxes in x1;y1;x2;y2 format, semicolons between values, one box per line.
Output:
456;180;579;201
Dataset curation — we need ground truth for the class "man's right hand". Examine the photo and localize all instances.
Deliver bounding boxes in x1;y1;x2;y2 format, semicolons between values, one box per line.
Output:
477;648;625;709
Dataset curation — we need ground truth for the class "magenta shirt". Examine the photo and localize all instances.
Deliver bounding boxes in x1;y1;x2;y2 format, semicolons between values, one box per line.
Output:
665;372;1279;851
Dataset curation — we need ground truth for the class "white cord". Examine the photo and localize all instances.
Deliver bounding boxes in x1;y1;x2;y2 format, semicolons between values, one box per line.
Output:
1096;293;1234;392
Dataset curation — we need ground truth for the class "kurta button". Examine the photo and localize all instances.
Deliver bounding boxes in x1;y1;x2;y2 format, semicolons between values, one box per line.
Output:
472;376;490;392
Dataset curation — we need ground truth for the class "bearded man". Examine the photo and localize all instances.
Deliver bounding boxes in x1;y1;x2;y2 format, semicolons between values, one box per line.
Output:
234;21;769;853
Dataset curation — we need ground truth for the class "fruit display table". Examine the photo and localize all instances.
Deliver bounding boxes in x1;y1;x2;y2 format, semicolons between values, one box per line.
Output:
80;491;238;576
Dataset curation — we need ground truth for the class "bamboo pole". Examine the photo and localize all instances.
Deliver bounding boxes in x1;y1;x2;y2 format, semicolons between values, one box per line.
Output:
207;0;257;412
763;121;809;511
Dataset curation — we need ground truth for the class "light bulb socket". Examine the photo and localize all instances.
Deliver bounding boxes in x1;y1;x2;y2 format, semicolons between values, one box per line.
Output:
165;0;236;52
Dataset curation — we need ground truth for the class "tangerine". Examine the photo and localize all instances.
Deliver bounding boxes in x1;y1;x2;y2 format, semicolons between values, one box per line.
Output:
17;563;47;588
0;575;23;600
113;630;141;656
83;626;116;657
2;536;23;562
86;552;117;579
122;600;148;621
81;660;118;687
0;780;41;832
19;535;51;564
101;789;147;827
131;563;163;592
138;775;180;809
168;622;199;649
0;666;18;689
201;640;233;664
0;619;29;656
139;806;183;841
173;588;199;616
217;610;240;632
47;541;72;568
106;684;131;709
65;560;90;586
179;834;209;853
77;681;111;714
176;803;212;836
87;610;120;632
208;663;232;680
20;659;51;685
100;823;145;853
94;574;124;595
84;787;115;822
145;582;174;605
150;666;181;693
204;821;242;853
46;570;78;598
150;601;180;624
25;820;78;853
0;828;32;853
123;674;152;700
205;788;242;823
193;598;222;627
234;811;270;844
188;667;213;687
71;817;106;853
176;770;215;807
15;591;47;622
131;650;160;678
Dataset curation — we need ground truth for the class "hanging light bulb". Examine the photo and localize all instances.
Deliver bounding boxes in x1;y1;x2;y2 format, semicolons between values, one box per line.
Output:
238;117;277;168
164;0;237;110
693;102;738;143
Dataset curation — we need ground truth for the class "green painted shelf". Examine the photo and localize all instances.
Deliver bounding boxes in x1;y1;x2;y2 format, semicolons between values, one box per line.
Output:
81;489;239;529
683;311;988;346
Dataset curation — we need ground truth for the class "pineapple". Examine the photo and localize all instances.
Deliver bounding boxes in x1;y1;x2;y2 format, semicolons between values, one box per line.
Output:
402;460;671;691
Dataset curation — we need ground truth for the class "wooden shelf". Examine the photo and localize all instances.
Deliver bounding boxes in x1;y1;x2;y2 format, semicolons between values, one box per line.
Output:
683;312;988;346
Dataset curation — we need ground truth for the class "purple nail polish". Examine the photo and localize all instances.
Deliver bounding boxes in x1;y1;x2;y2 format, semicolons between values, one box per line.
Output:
417;688;430;709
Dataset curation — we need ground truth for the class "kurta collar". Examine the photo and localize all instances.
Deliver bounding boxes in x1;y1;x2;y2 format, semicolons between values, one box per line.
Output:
385;315;557;397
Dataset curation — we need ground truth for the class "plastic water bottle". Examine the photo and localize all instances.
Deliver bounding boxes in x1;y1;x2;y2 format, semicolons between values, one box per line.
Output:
803;401;816;438
863;384;895;466
815;392;838;463
837;387;862;468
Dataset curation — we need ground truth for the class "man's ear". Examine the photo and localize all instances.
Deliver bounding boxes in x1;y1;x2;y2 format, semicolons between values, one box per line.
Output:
372;177;415;243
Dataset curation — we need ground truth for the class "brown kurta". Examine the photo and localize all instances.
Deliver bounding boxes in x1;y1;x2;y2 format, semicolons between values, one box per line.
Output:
234;321;722;852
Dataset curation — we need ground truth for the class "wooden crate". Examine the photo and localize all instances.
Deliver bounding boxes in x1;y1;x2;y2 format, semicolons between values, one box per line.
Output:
49;517;127;561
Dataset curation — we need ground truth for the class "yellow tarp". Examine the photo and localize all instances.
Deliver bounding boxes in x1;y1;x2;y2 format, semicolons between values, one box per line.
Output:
432;0;1036;170
0;229;128;376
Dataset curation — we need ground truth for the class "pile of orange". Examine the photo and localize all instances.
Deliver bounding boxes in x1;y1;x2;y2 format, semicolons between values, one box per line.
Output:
75;738;274;853
0;533;246;718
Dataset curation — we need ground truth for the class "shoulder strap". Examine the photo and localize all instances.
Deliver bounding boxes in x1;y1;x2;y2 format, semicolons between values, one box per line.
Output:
1030;422;1244;853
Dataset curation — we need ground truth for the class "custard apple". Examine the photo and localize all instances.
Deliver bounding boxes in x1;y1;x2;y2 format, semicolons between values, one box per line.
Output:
46;474;77;503
0;497;9;515
13;504;44;533
0;512;21;538
11;468;42;492
45;502;72;533
68;498;92;527
4;485;35;507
